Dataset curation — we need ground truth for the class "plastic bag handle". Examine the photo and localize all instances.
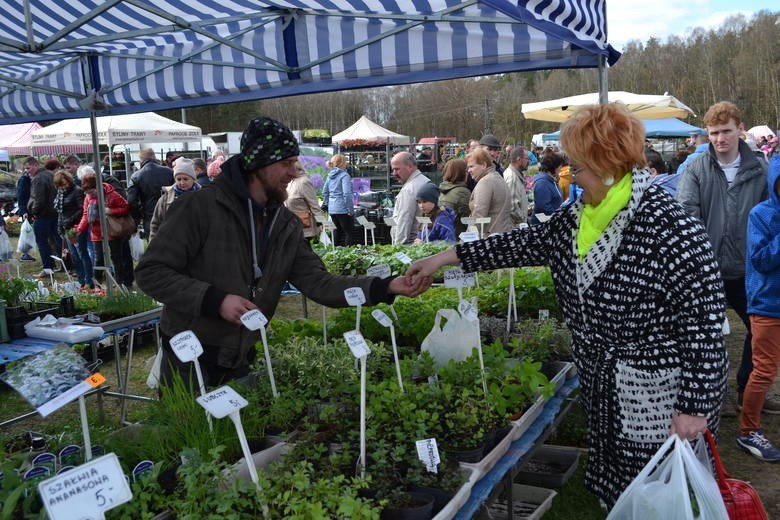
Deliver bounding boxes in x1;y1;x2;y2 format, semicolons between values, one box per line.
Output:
704;429;732;489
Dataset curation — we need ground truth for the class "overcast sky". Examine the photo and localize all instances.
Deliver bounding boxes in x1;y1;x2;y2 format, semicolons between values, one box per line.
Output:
607;0;777;51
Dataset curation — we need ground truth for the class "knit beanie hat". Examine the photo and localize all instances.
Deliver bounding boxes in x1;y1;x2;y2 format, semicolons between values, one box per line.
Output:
417;183;440;205
173;157;197;181
240;117;299;172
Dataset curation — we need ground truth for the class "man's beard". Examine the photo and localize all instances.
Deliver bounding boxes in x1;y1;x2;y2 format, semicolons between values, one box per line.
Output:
255;172;288;203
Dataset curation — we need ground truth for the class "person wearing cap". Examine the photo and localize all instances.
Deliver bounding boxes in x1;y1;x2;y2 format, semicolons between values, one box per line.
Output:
676;129;709;175
414;184;456;244
127;148;174;237
135;117;430;388
148;157;202;242
479;134;504;174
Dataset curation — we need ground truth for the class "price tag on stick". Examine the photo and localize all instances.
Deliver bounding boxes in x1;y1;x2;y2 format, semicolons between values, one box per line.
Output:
196;385;248;419
39;453;132;519
367;263;392;279
344;287;366;331
372;310;404;393
343;330;371;359
394;252;412;265
416;438;441;473
170;330;204;363
240;309;268;331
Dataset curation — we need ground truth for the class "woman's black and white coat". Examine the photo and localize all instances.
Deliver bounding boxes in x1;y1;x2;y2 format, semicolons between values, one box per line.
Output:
455;168;728;505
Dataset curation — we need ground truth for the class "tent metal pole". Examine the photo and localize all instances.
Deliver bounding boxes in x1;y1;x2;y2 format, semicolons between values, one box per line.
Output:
598;54;608;105
90;113;115;296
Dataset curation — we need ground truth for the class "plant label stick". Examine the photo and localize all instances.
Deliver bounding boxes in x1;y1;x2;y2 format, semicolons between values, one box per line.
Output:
372;309;404;393
240;310;277;397
367;263;391;279
459;300;487;396
459;230;479;242
344;330;370;479
38;453;132;520
196;386;260;488
393;251;412;265
322;305;328;346
169;331;212;428
415;438;441;474
506;268;518;334
344;287;366;331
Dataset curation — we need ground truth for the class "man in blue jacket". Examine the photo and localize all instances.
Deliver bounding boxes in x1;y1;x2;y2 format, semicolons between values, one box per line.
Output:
737;156;780;462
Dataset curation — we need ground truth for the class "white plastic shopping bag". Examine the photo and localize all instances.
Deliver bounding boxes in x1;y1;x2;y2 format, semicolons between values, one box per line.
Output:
16;219;36;253
0;228;12;261
146;347;164;389
420;307;479;367
607;435;728;520
129;233;145;261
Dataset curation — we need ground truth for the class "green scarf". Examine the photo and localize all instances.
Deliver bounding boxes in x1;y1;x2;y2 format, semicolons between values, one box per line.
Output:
577;173;632;260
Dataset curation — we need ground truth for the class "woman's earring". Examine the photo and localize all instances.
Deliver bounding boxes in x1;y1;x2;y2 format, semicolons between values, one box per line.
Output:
602;175;615;186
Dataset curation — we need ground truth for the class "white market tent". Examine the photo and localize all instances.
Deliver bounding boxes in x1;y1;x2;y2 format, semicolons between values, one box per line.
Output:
31;112;202;147
522;91;695;123
332;116;410;146
0;122;93;156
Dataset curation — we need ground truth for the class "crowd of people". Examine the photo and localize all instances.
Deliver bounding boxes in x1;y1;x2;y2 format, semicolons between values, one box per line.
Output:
12;147;226;289
7;100;779;511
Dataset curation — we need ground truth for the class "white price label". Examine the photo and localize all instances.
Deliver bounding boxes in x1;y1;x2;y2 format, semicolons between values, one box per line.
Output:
343;330;371;358
475;217;491;224
39;453;132;519
459;300;478;322
355;215;370;226
443;268;476;288
538;309;550;321
461;217;477;225
240;309;268;331
415;438;441;473
170;330;203;362
394;252;413;264
371;309;393;328
415;216;432;224
384;217;397;227
196;385;248;419
367;263;392;279
344;287;366;306
459;231;479;242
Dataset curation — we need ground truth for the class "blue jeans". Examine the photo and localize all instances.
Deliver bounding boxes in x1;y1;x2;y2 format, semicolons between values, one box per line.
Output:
70;231;93;286
32;217;60;269
724;277;753;393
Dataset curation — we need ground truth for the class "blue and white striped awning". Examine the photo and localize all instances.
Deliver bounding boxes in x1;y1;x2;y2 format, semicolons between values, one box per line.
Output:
0;0;620;124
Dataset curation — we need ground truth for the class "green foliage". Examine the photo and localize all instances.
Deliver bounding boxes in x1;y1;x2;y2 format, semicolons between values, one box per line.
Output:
477;268;559;318
313;242;449;277
0;277;37;307
104;467;169;520
74;291;159;318
506;317;572;363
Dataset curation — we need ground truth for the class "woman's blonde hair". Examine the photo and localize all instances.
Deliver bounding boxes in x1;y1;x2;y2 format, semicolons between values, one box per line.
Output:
560;102;646;179
465;148;492;168
330;154;348;169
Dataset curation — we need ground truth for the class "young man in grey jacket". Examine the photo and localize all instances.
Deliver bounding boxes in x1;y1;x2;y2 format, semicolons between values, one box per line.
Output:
136;117;428;388
676;101;773;414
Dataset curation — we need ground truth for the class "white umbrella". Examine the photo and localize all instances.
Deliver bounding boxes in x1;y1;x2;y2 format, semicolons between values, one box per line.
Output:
521;91;696;123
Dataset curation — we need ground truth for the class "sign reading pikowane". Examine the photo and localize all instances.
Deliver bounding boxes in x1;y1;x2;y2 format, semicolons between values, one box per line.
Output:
38;453;132;520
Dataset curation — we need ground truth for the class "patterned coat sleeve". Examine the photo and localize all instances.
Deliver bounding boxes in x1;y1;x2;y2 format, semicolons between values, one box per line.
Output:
660;212;727;416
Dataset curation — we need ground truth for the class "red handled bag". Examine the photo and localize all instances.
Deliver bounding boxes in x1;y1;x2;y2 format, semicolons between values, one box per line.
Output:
704;430;768;520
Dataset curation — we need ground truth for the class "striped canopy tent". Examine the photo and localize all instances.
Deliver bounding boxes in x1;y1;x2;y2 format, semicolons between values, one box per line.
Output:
0;0;620;123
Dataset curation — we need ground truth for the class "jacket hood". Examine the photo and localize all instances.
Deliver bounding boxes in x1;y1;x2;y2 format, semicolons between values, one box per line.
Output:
327;167;347;180
768;156;780;207
439;180;465;193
